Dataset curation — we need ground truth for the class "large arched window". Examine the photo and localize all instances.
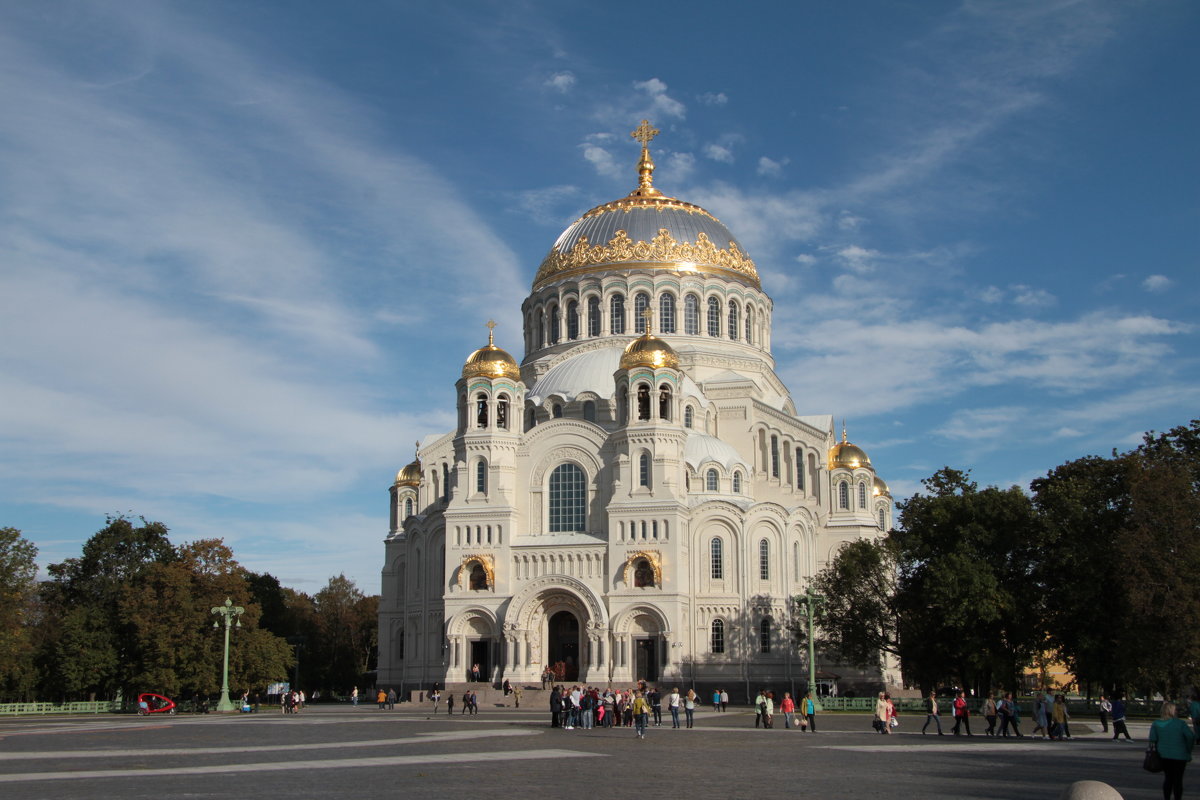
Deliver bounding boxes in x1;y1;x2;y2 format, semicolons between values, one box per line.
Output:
711;619;725;653
659;293;676;333
838;481;850;510
567;300;579;340
759;538;770;580
587;295;600;337
728;300;740;340
548;463;587;532
610;293;626;334
497;394;509;430
476;393;488;428
760;618;771;653
707;297;721;337
684;294;700;335
706;469;719;492
634;292;650;332
732;471;742;493
710;537;723;580
639;453;651;487
476;459;487;495
745;306;754;344
859;481;868;509
683;406;694;428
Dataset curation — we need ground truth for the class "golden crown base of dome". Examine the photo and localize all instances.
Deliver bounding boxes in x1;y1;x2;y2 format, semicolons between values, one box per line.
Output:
534;227;759;291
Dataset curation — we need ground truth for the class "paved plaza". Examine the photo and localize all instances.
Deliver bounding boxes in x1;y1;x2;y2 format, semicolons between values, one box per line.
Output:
0;704;1170;799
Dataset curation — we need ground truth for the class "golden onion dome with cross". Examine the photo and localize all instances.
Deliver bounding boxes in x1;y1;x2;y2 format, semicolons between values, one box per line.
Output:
620;309;680;370
873;475;891;498
533;120;760;291
828;423;872;470
395;444;422;487
462;321;521;381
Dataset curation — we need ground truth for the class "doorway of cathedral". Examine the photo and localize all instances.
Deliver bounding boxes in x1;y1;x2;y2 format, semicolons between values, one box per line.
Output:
634;637;659;682
547;610;580;682
468;640;489;683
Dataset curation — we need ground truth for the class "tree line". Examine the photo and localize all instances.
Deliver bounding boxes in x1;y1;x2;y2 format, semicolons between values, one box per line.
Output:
0;517;378;703
811;419;1200;699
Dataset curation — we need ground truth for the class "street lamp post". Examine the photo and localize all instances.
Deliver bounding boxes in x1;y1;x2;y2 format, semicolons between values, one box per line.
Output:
795;587;825;710
211;597;245;712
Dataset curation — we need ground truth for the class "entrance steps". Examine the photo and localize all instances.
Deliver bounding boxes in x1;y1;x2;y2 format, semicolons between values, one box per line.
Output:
407;682;550;708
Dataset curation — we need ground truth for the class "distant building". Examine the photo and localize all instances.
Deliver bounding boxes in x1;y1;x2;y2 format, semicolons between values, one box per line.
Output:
378;122;894;698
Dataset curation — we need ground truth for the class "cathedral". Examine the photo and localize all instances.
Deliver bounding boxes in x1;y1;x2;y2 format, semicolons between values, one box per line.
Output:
378;122;893;699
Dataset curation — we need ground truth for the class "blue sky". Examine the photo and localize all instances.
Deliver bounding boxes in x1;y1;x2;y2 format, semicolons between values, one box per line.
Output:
1;0;1196;592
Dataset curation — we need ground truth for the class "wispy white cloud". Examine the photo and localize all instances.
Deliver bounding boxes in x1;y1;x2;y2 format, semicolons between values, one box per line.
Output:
1010;284;1056;307
1142;274;1173;292
545;70;576;93
704;143;734;163
633;77;686;119
757;156;787;177
836;245;880;274
699;91;728;106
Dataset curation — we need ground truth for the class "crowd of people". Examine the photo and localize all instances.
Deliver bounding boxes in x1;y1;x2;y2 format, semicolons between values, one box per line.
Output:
548;683;695;733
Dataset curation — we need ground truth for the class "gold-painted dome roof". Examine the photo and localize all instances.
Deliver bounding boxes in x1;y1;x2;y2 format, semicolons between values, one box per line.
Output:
462;321;520;381
873;475;891;498
620;331;680;371
828;425;872;470
395;459;421;487
532;121;759;291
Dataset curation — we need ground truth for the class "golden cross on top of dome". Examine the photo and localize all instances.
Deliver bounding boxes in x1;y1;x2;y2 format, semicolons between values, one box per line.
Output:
630;119;662;198
631;119;659;149
642;307;655;334
486;319;496;346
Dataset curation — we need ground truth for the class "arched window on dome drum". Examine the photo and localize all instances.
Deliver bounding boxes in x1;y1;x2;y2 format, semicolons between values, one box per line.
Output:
745;306;754;344
639;453;650;487
548;305;560;344
684;294;700;335
636;384;650;421
707;297;721;337
497;394;509;430
838;481;849;510
536;313;545;349
659;293;676;334
710;537;724;580
469;563;488;591
683;405;693;428
732;471;742;493
587;295;600;337
552;404;563;418
611;294;626;334
548;463;587;532
859;481;868;509
634;292;650;333
759;539;770;580
476;459;487;495
770;435;780;478
634;558;654;588
728;300;740;340
795;448;805;491
658;384;671;420
583;400;596;422
404;498;413;518
706;469;719;492
711;618;725;653
567;300;579;340
760;618;771;653
476;393;488;428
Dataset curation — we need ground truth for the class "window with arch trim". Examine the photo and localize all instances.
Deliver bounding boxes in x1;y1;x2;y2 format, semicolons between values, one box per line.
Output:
732;471;742;493
476;393;488;428
684;294;700;335
759;538;769;580
497;394;509;430
639;453;650;487
634;292;650;333
610;293;626;334
710;537;723;580
859;481;868;509
838;481;850;510
567;300;579;340
760;618;771;653
770;435;780;478
476;459;487;494
659;293;676;333
879;507;887;529
404;497;413;517
658;384;671;420
706;468;719;492
583;400;596;422
711;618;725;653
548;305;560;344
552;404;563;418
587;295;600;337
795;447;805;490
442;464;450;502
745;306;754;344
707;297;721;337
683;405;694;428
548;463;587;532
636;383;651;421
728;299;740;340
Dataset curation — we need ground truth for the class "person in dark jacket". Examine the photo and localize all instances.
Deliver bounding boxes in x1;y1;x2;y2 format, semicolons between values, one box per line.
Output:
1112;696;1132;741
1150;702;1195;800
549;685;562;728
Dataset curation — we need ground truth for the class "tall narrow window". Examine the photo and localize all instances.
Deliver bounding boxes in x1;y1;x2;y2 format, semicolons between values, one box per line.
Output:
497;394;509;430
759;538;770;580
859;481;868;509
618;386;629;423
710;537;723;580
476;393;488;428
795;448;805;490
711;619;725;653
684;294;700;335
728;300;740;340
536;310;545;349
476;459;487;494
567;300;579;340
634;292;650;332
745;306;754;344
684;406;693;428
707;297;721;337
770;435;780;478
839;481;849;510
587;295;600;337
732;472;742;493
879;508;887;529
549;305;560;344
639;453;650;487
636;384;650;421
583;400;596;422
610;294;625;334
706;469;719;492
552;404;563;418
760;618;771;653
659;293;676;333
658;384;671;420
442;464;450;502
548;463;586;532
404;498;413;517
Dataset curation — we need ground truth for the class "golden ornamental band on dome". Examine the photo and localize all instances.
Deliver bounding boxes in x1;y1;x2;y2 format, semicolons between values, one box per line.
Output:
462;320;521;381
532;120;760;291
828;423;872;470
620;309;680;370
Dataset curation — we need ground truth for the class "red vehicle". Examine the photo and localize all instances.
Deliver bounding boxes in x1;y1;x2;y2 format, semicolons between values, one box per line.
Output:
136;693;177;715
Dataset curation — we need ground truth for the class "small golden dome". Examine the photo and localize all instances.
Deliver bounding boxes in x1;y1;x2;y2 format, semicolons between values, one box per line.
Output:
873;475;891;498
395;459;421;487
462;321;520;381
620;310;679;370
828;424;871;470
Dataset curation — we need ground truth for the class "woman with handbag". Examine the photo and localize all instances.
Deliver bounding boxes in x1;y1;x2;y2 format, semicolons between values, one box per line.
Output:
1150;702;1196;800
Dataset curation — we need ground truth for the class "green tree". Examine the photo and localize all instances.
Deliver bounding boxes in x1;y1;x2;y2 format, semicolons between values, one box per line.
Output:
0;528;39;700
809;538;901;670
311;575;378;692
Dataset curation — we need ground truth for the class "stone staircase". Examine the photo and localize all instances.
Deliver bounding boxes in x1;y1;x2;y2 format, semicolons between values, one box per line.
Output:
407;682;550;709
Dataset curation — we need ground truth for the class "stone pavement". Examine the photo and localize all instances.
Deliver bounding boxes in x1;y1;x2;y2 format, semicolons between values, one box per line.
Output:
0;703;1167;799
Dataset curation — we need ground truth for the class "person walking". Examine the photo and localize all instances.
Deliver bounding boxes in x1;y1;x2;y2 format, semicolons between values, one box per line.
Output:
632;690;651;739
377;689;387;710
430;688;441;714
922;692;944;735
712;689;721;712
447;693;454;715
684;688;697;728
1112;696;1133;740
754;690;766;728
1189;694;1200;740
351;686;359;706
1032;692;1049;739
720;688;729;712
952;691;973;736
1099;695;1112;734
648;686;662;727
802;691;817;732
387;688;396;710
780;692;796;729
549;685;561;728
874;692;892;734
983;691;998;736
1052;694;1071;740
998;692;1023;738
668;687;681;729
1150;701;1196;800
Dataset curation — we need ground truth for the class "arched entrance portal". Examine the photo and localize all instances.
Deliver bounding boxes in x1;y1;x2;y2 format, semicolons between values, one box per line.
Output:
548;610;580;681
